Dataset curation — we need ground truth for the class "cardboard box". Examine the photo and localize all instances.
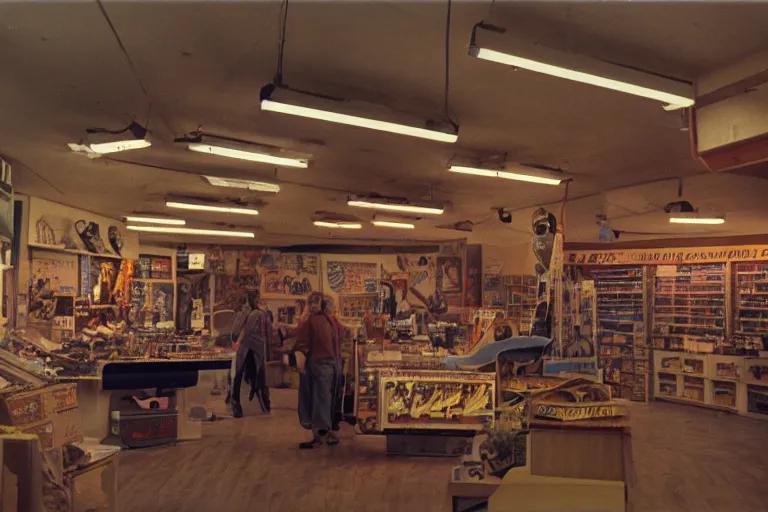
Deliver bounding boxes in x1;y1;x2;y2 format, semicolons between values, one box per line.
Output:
0;383;79;426
1;384;82;452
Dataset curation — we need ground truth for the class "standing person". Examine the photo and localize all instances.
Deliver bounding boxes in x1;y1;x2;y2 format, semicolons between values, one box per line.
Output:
225;294;251;407
232;290;272;418
294;292;345;448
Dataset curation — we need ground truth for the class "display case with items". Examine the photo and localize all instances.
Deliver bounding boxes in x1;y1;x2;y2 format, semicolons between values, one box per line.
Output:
711;380;738;409
652;263;726;353
733;262;768;337
586;266;646;401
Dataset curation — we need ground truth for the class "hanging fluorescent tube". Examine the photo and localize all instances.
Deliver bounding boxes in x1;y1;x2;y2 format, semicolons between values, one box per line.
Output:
468;23;694;110
89;139;151;154
669;217;725;225
348;196;444;215
203;176;281;193
372;221;415;229
448;164;566;186
314;221;362;229
260;84;458;143
166;201;259;216
124;216;186;226
189;142;308;168
127;226;255;238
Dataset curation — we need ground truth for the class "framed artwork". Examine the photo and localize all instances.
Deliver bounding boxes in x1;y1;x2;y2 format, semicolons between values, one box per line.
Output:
437;256;463;293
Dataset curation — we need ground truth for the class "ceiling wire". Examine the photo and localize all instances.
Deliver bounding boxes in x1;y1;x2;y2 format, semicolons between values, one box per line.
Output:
443;0;453;124
274;0;290;85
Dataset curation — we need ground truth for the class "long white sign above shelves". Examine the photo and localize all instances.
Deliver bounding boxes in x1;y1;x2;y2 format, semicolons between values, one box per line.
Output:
565;245;768;266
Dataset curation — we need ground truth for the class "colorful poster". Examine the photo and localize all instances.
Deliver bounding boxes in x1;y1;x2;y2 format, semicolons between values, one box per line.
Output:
261;253;319;299
379;370;495;431
326;261;378;294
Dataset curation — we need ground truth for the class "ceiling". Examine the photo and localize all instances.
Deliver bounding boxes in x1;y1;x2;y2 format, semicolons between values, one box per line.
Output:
1;1;768;248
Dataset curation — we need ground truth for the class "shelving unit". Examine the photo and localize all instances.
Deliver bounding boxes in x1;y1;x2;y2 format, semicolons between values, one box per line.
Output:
587;266;647;402
504;274;538;335
653;351;768;418
652;264;726;354
734;262;768;336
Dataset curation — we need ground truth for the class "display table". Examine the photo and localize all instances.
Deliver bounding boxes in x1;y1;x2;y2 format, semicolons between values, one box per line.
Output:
61;358;232;445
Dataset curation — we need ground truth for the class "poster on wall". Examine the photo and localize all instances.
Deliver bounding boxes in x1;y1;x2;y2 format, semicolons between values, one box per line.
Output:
326;261;378;294
261;253;319;298
29;254;77;331
464;245;482;309
437;256;462;293
338;293;378;318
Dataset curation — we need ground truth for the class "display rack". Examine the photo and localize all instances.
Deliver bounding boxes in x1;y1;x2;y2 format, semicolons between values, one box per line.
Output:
589;266;647;402
733;262;768;335
504;275;537;334
652;263;726;354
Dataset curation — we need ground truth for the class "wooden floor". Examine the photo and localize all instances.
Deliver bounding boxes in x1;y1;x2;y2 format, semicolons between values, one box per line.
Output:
118;389;768;512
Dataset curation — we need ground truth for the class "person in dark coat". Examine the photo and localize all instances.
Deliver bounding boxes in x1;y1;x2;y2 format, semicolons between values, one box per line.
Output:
231;290;272;418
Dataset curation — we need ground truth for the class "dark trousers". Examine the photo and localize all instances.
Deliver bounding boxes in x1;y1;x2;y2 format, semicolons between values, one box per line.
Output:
232;349;271;412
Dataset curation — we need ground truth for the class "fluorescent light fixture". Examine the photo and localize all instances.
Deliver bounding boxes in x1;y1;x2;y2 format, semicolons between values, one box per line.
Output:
260;84;458;143
203;176;281;193
468;24;694;110
188;142;308;169
314;221;362;229
166;201;259;216
448;164;566;186
348;196;444;215
89;139;151;154
669;217;725;225
124;215;186;226
372;221;415;229
127;226;254;238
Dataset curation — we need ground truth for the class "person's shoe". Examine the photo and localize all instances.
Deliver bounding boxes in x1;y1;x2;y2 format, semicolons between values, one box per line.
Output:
232;403;243;418
299;437;322;449
326;432;340;446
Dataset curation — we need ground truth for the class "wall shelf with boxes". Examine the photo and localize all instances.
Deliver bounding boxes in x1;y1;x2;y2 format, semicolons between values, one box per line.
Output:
651;264;727;354
653;350;768;418
585;266;648;402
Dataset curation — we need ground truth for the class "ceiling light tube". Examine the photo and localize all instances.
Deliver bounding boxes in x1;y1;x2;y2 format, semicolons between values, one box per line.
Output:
669;217;725;225
449;164;566;185
347;197;444;215
314;221;362;229
127;226;254;238
260;84;458;143
189;142;308;168
203;175;281;193
89;139;151;154
124;215;186;226
468;24;694;110
372;220;415;229
166;201;259;216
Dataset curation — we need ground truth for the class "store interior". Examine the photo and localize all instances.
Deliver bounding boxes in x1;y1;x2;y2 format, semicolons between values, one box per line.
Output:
1;1;768;511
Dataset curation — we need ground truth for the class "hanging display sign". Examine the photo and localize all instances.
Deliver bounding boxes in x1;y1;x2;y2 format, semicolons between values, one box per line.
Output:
188;253;205;270
565;245;768;266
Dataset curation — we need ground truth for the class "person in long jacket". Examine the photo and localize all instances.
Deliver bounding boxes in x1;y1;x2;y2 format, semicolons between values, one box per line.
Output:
231;290;272;418
294;292;345;448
